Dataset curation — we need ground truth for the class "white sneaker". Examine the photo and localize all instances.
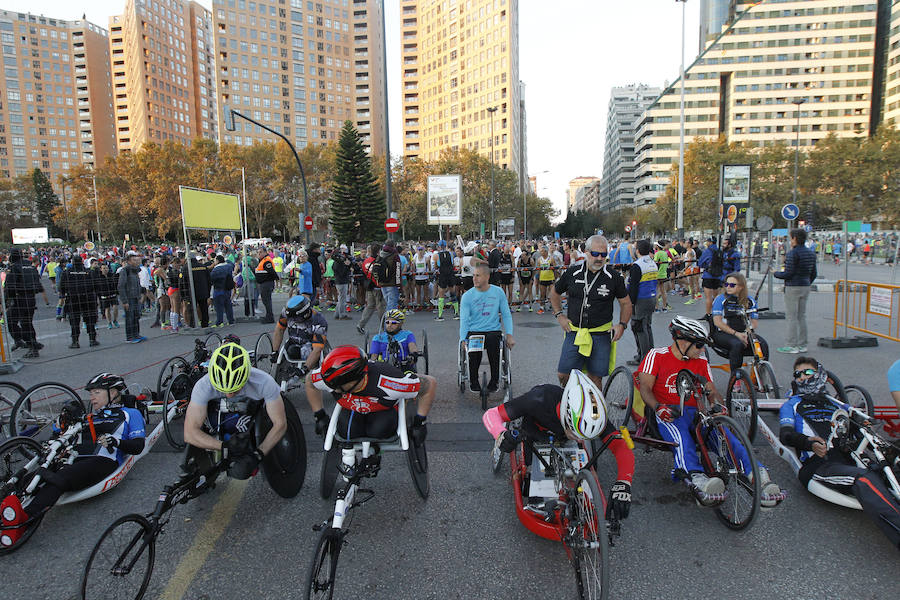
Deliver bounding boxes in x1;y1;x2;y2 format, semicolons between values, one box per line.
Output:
756;468;783;507
691;472;725;496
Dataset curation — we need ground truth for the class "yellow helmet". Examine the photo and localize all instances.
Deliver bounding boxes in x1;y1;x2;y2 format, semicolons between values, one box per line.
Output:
384;309;405;323
208;342;251;394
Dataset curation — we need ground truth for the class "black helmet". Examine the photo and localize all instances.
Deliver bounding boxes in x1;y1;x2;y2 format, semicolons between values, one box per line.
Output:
285;294;312;320
85;372;127;392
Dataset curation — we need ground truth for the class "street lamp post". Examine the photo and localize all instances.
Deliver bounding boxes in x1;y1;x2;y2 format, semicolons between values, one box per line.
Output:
487;106;498;239
792;98;807;218
530;169;550;240
676;0;687;237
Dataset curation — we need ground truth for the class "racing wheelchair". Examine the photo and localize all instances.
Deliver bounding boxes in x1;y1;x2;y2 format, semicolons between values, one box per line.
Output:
364;329;430;374
252;332;334;394
457;333;512;410
0;382;25;443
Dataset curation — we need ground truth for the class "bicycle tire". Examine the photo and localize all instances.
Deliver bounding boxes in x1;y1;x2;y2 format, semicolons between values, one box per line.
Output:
825;370;848;403
421;330;429;375
9;382;84;440
162;373;191;451
0;382;25;443
480;371;489;411
81;514;156;600
256;398;307;498
725;369;758;442
569;470;610;600
0;436;44;555
843;384;875;417
203;332;222;351
305;526;342;600
708;415;761;531
602;366;634;429
253;333;274;374
155;356;190;404
501;340;512;389
319;446;341;499
754;361;780;402
407;439;430;499
457;341;466;394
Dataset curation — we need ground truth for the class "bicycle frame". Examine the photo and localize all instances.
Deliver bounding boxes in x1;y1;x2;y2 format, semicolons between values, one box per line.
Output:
708;307;780;409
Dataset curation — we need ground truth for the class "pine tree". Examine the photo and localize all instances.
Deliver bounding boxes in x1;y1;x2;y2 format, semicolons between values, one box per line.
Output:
330;121;385;243
32;168;59;232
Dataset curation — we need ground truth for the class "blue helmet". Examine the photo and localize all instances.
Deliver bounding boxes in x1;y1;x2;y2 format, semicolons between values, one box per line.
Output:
438;239;447;248
285;294;312;320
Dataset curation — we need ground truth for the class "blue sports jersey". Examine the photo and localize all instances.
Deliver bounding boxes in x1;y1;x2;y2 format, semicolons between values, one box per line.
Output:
370;329;416;361
77;406;146;466
711;294;757;332
779;394;834;463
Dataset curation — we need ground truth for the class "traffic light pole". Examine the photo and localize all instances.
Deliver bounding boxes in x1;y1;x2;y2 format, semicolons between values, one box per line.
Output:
223;106;310;245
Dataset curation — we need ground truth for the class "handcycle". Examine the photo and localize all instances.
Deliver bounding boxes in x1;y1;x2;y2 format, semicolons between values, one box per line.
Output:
756;385;898;509
252;332;334;393
80;394;307;600
364;329;430;374
307;398;428;599
602;365;769;530
0;382;25;443
457;334;512;410
490;423;620;600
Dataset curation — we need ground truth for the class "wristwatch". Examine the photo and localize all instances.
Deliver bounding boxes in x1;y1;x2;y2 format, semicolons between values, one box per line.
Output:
619;321;629;328
554;310;565;318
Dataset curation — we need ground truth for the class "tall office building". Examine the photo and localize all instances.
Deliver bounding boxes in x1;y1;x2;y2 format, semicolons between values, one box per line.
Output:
400;0;524;178
188;2;220;143
634;0;886;207
699;0;736;52
567;176;599;214
597;84;660;213
0;11;114;183
213;0;386;156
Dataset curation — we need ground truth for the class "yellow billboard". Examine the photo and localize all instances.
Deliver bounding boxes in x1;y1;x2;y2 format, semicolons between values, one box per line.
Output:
179;186;242;230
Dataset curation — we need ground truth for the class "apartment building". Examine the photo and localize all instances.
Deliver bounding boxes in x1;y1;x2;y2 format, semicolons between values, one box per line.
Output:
597;84;660;213
400;0;524;178
189;2;219;142
213;0;386;156
0;11;114;182
567;175;600;213
634;0;886;206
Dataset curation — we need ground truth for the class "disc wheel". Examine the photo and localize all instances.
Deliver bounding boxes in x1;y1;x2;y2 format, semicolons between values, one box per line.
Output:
257;399;308;498
602;366;634;429
203;332;222;352
407;439;430;499
725;369;758;442
81;514;156;600
421;330;429;375
0;382;25;443
843;384;874;417
754;361;780;402
9;382;84;440
162;373;192;450
0;436;44;554
253;333;274;374
156;356;190;405
305;526;342;600
707;415;761;531
567;470;609;600
319;446;341;499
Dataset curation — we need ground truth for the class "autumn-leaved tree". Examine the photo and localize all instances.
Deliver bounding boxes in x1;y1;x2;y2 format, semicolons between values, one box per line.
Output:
330;121;384;244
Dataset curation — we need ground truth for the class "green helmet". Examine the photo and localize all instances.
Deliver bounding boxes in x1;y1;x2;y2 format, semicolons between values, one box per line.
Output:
208;342;251;394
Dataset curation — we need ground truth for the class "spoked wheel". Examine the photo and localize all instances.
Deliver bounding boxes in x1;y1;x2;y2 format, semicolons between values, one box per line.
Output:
501;340;512;390
490;435;505;475
203;332;222;352
480;372;489;411
602;366;634;429
457;342;467;394
725;369;758;442
420;330;429;375
0;382;25;443
706;415;761;531
9;382;85;440
81;514;156;600
567;470;610;600
319;446;341;499
155;356;190;404
162;373;192;450
825;370;847;403
407;439;430;499
253;333;274;375
753;361;780;402
843;384;875;417
0;436;44;554
305;526;343;600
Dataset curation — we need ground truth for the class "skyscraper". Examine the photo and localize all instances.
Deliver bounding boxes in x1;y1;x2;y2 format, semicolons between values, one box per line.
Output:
0;11;114;182
213;0;386;156
400;0;523;178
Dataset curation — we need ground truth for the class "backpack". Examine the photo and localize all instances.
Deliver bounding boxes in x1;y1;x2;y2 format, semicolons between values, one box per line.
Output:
708;247;724;278
373;254;395;287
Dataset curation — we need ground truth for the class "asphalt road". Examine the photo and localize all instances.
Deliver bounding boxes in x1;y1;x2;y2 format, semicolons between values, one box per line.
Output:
1;284;899;600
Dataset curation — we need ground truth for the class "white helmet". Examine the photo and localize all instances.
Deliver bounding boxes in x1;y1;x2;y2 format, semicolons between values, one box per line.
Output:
668;315;710;343
560;370;608;440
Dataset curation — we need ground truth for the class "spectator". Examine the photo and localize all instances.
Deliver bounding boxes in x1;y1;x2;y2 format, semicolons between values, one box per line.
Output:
332;244;352;320
357;243;385;334
118;251;146;343
722;236;742;274
774;228;817;354
254;247;278;324
296;250;314;299
97;262;120;329
308;242;323;304
241;249;259;317
377;240;402;311
697;237;724;315
626;239;657;367
183;254;211;328
209;254;236;327
6;248;46;357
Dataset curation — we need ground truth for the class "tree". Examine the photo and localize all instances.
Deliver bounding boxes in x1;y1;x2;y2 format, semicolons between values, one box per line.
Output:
32;169;59;235
330;121;385;244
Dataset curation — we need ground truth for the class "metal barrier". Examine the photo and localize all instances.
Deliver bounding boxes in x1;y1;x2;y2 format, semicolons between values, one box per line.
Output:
831;280;900;343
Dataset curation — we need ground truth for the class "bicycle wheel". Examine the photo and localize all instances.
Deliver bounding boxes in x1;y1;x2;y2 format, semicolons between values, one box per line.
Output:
203;332;222;352
257;399;308;498
501;340;512;390
754;361;780;401
825;370;847;403
155;356;189;402
457;342;466;394
319;446;341;499
162;373;191;450
568;470;609;600
707;415;760;531
725;369;758;442
0;436;44;554
421;330;429;375
81;514;156;600
407;439;430;499
0;382;25;443
602;366;634;429
9;382;84;440
480;371;489;411
305;526;342;600
254;333;274;374
843;384;875;417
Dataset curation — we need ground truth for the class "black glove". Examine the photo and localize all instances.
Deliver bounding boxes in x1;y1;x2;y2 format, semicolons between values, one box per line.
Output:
97;434;119;450
498;429;519;453
410;414;427;445
314;409;330;437
606;480;632;521
224;432;253;459
270;352;278;362
227;448;263;480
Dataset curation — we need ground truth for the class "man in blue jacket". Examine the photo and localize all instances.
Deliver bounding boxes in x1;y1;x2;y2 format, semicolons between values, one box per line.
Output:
697;237;724;316
459;264;515;393
774;228;817;353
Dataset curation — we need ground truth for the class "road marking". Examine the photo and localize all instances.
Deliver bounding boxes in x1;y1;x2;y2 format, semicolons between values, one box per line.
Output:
159;477;250;600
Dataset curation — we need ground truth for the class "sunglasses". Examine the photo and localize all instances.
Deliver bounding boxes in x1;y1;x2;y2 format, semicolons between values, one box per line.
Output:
677;337;705;349
793;368;817;379
589;251;608;258
385;320;402;325
724;282;738;288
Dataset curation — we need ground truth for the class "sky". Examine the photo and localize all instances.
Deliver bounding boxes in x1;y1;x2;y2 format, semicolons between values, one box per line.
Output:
14;0;701;222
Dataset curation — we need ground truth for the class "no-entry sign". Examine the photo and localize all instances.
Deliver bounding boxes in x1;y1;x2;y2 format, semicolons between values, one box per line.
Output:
385;218;399;233
304;216;314;230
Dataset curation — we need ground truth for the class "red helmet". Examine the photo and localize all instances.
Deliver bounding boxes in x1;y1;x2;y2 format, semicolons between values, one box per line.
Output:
320;345;368;389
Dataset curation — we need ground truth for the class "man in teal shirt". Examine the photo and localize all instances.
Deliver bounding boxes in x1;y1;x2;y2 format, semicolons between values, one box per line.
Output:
459;264;515;393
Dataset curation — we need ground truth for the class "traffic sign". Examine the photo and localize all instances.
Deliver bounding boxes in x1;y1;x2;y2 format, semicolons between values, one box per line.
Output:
222;234;233;245
624;225;632;233
84;241;95;251
781;203;799;221
726;204;737;224
756;215;774;232
384;217;399;233
304;216;314;230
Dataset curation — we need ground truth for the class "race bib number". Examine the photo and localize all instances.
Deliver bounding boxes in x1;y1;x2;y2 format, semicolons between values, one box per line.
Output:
467;335;485;353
